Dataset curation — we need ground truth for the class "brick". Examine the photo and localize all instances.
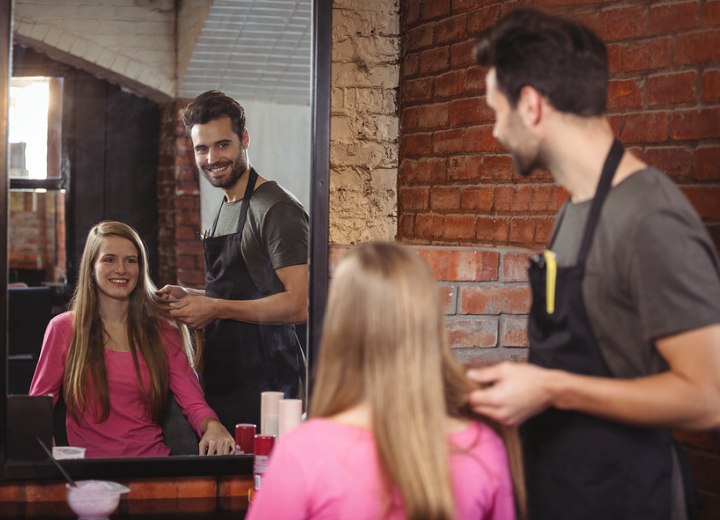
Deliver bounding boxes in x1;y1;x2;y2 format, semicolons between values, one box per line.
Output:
670;108;720;140
647;71;696;106
417;102;449;129
402;132;433;156
532;185;563;212
701;70;720;102
431;186;462;211
419;46;450;75
435;70;466;98
494;185;514;212
617;38;673;72
461;187;494;212
682;186;720;220
443;214;477;241
400;157;447;183
508;218;536;245
467;4;504;33
607;79;643;111
601;5;648;41
449;97;494;126
675;31;720;65
477;216;510;243
648;2;699;35
402;106;419;131
448;155;483;181
535;217;554;244
613;112;669;143
460;285;531;315
450;40;475;69
706;0;720;28
399;186;430;211
415;214;445;240
466;66;487;95
464;125;500;153
673;430;718;450
416;248;500;282
438;283;458;315
446;316;498;349
433;128;465;154
502;253;530;282
421;0;451;20
643;147;693;180
403;52;419;78
452;0;503;14
500;314;529;347
436;14;467;44
480;155;514;181
404;77;434;102
403;1;421;25
399;214;415;238
693;147;720;181
406;25;434;52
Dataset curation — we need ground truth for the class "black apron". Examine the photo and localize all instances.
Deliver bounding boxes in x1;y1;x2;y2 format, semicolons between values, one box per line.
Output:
521;140;674;520
202;168;302;432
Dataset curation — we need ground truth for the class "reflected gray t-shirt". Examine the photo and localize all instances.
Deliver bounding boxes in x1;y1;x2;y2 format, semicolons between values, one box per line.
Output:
212;181;309;296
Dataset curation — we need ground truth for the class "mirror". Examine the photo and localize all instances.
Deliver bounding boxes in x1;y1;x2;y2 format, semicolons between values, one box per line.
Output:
1;0;331;479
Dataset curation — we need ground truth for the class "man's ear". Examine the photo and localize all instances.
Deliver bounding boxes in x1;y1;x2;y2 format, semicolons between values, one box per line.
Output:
242;128;250;149
517;85;544;127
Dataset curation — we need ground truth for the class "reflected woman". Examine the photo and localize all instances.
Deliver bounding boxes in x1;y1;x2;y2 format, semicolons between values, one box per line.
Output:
30;221;234;458
247;242;525;520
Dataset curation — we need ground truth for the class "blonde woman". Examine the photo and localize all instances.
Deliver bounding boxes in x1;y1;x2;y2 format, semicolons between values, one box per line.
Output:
30;221;234;458
247;242;525;520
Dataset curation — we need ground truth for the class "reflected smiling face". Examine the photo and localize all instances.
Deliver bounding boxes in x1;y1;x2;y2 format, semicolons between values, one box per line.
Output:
190;116;249;190
485;68;543;177
93;235;140;303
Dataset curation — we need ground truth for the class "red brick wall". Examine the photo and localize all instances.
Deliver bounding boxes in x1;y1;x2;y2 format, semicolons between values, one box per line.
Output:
157;101;205;289
8;190;65;282
399;0;720;250
399;1;720;517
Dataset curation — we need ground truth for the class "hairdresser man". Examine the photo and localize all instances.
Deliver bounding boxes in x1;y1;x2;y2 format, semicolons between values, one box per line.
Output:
466;9;720;520
158;91;308;432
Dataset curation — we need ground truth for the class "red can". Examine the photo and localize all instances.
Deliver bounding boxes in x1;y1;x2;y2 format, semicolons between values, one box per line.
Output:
234;423;256;455
253;434;276;491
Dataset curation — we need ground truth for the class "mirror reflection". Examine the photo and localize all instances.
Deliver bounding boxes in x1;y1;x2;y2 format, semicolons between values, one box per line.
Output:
8;0;313;459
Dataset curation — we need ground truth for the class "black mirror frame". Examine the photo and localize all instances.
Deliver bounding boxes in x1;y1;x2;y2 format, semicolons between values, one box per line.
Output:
0;0;331;481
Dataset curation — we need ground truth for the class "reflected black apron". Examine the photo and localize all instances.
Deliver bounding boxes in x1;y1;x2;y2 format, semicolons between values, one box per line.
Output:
202;168;301;432
521;140;673;520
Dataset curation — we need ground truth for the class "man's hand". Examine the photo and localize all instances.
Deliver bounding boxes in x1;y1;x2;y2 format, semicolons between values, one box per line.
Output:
467;361;556;426
157;284;190;302
198;418;235;456
169;295;219;329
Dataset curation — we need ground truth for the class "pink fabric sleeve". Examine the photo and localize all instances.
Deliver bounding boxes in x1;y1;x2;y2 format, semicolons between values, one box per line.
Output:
163;324;218;435
29;312;73;407
484;427;517;520
245;435;311;520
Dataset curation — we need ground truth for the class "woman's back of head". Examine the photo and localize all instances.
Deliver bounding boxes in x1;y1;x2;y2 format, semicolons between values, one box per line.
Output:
311;242;472;519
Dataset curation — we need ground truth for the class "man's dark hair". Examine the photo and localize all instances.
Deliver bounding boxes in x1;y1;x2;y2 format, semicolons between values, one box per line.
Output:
183;90;246;138
475;8;608;116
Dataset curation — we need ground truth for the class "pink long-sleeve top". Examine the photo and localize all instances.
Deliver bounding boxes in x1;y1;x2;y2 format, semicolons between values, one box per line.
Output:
29;311;218;458
246;418;516;520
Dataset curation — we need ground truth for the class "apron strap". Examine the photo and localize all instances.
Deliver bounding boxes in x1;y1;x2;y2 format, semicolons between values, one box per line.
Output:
575;139;624;265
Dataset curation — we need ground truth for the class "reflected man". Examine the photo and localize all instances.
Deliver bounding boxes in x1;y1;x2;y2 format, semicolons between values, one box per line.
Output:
466;8;720;520
158;91;308;432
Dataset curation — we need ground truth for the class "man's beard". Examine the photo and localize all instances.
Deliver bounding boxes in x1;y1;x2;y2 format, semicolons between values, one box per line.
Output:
202;152;247;188
511;148;545;177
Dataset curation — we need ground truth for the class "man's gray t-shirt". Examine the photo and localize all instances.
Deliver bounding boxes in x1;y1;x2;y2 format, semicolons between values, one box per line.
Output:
552;167;720;379
212;180;309;296
551;168;720;520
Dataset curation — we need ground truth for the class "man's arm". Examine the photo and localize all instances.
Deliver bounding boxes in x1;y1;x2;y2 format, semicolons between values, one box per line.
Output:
468;323;720;430
166;263;308;329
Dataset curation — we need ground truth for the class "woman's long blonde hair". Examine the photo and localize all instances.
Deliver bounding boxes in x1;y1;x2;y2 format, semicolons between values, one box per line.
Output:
311;242;525;520
63;221;195;423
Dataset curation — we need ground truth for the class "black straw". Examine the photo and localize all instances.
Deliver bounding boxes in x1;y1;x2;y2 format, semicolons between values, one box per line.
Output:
36;437;77;488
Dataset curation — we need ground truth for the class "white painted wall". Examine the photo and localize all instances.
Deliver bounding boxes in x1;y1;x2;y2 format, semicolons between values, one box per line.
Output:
200;100;312;230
